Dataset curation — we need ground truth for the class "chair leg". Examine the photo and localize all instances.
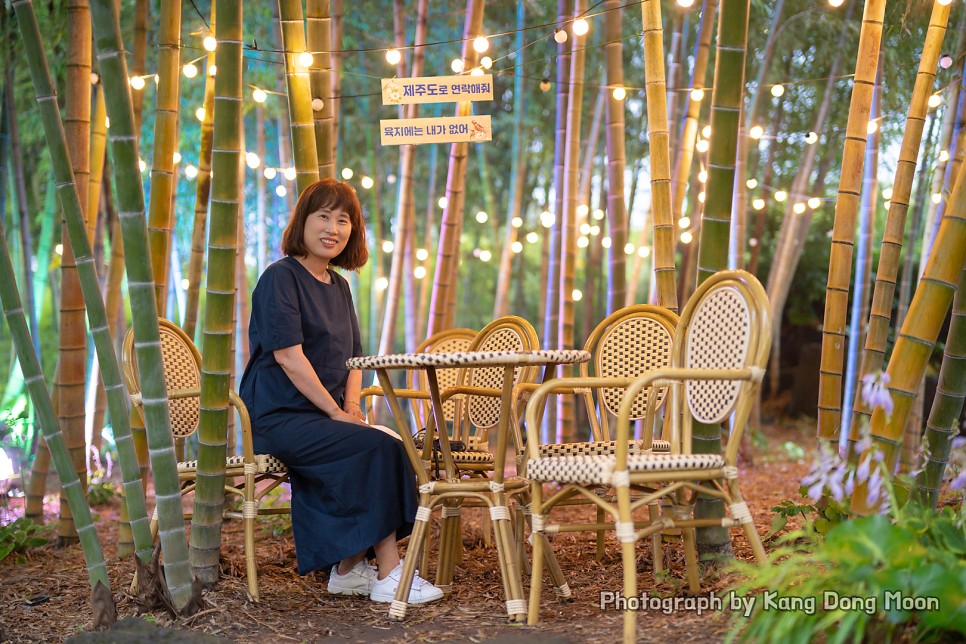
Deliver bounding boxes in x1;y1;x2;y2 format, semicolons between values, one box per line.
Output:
527;513;545;624
244;474;259;602
391;499;432;620
435;504;460;592
481;507;492;547
649;502;664;582
729;482;767;564
620;538;638;644
681;525;700;594
595;505;606;561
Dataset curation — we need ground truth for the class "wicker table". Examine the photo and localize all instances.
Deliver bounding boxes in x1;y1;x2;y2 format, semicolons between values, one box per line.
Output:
347;349;590;622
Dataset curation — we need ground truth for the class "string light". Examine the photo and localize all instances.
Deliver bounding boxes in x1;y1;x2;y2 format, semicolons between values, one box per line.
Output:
624;242;635;255
680;231;693;244
540;211;555;228
438;196;448;208
253;88;267;103
195;107;206;121
90;71;100;85
749;125;764;140
698;170;708;183
696;139;709;153
361;176;374;189
746;178;758;189
246;152;261;169
771;84;785;97
553;29;568;44
386;174;397;184
382;240;395;253
601;236;611;249
589;225;600;236
867;120;878;134
793;202;806;214
937;0;952;6
690;89;704;101
312;98;324;111
576;236;589;248
183;63;198;78
276;185;287;197
572;18;589;36
416;248;429;261
284;167;297;181
526;232;539;243
341;167;354;180
592;208;605;221
775;190;788;202
476;210;488;223
172;151;182;164
882;188;893;200
414;266;427;279
473;35;489;53
939;150;949;162
697;192;706;204
752;198;765;210
511;216;523;228
470;67;484;76
701;125;711;138
612;86;626;101
940;55;954;69
298;52;314;68
808;197;821;209
679;216;690;229
579;222;591;235
805;131;818;144
208;64;217;76
637;246;650;258
264;167;277;180
677;0;696;6
577;204;589;217
375;277;389;291
540;78;552;92
55;244;63;256
927;94;942;108
481;56;493;69
386;48;401;65
185;164;198;179
130;75;145;90
828;0;844;6
479;249;492;262
451;59;464;73
932;193;942;204
203;35;217;52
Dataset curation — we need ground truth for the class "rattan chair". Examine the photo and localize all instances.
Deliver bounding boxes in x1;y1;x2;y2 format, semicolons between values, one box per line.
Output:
525;270;772;643
121;318;289;602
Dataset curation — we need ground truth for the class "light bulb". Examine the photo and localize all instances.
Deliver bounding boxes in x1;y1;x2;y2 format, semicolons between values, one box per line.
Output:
341;167;354;180
375;277;389;292
577;204;589;217
752;198;765;210
882;188;893;200
589;225;600;236
775;190;788;202
572;18;589;36
940;55;953;69
808;197;821;209
554;29;568;44
592;208;605;220
938;150;949;162
937;0;952;6
208;64;217;76
867;120;878;134
276;185;287;197
579;222;591;235
680;231;693;244
130;75;145;90
679;217;690;229
612;86;626;101
416;248;429;261
637;246;650;258
690;88;704;101
90;71;100;85
386;48;401;66
601;236;611;248
311;98;324;111
828;0;844;6
746;178;758;189
928;94;942;108
284;167;297;181
697;192;706;203
511;241;523;254
624;242;635;255
540;79;552;92
414;266;427;279
793;202;806;214
203;36;217;52
771;84;785;97
55;244;63;256
246;152;261;169
451;58;464;73
195;107;206;122
677;0;696;6
696;139;709;153
387;174;397;184
572;289;583;302
577;236;589;248
181;279;190;290
481;56;493;69
382;240;395;253
805;131;818;144
172;151;182;164
479;249;492;262
470;67;484;76
475;211;488;223
361;176;374;190
185;164;198;179
932;193;942;204
511;216;523;228
299;52;314;68
264;167;277;180
253;88;267;103
526;232;539;243
473;36;489;53
183;63;198;78
702;125;712;138
540;211;555;228
749;125;764;140
438;196;448;209
698;170;708;183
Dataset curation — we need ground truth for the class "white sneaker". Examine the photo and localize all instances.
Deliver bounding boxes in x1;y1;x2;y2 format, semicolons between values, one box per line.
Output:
369;561;444;604
327;560;378;596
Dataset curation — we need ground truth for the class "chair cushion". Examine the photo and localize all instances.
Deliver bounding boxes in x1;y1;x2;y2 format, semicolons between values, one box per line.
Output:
538;440;671;458
178;453;288;474
526;453;725;485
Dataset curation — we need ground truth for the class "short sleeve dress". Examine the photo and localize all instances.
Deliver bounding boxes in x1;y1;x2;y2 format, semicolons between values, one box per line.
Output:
239;256;416;574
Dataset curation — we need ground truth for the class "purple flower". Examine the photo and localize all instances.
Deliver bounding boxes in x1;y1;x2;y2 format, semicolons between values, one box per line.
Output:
860;372;894;416
951;471;966;492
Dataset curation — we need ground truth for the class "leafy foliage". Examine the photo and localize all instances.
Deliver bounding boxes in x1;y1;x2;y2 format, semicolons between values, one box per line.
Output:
0;518;50;563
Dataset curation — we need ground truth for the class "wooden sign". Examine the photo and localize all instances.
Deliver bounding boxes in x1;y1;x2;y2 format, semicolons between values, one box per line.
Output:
380;115;492;146
381;75;493;105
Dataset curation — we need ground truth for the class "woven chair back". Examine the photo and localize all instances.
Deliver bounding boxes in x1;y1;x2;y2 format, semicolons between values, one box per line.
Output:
408;328;476;428
122;319;202;439
464;316;540;432
681;273;765;425
591;306;677;419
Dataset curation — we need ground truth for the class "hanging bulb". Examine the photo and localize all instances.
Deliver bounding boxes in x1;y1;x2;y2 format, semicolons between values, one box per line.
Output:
771;84;785;97
928;94;942;108
284;167;297;181
749;125;764;140
793;202;806;214
752;198;765;210
386;48;401;66
828;0;844;6
451;58;464;73
481;56;493;69
805;131;818;144
246;152;261;169
746;178;758;189
416;248;429;261
470;67;484;76
129;75;145;90
299;52;314;68
612;86;626;101
183;63;198;79
475;211;488;223
382;241;395;253
185;164;198;179
540;78;552;92
511;216;523;228
511;241;523;254
680;231;693;244
208;64;217;76
414;266;427;279
775;190;788;202
253;88;267;103
438;196;449;209
572;18;589;36
678;0;696;6
473;35;489;53
808;197;821;209
479;250;492;262
553;29;568;44
526;232;539;243
867;120;878;134
203;36;217;52
690;88;705;101
172;151;182;164
361;176;375;189
195;107;206;121
276;185;287;197
341;167;354;180
264;167;277;180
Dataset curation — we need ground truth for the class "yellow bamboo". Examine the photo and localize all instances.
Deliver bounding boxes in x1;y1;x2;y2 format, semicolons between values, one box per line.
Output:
848;1;951;446
603;0;628;311
278;0;321;196
816;0;886;442
87;86;106;244
852;160;966;515
641;0;677;311
306;0;334;178
146;0;182;314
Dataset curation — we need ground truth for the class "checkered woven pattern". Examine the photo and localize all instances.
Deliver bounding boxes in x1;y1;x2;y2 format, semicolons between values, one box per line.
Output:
431;450;494;464
685;286;751;424
538;439;671;457
597;316;673;417
467;328;529;430
177;453;288;474
347;349;588;370
526;453;724;485
414;333;474;423
158;324;202;438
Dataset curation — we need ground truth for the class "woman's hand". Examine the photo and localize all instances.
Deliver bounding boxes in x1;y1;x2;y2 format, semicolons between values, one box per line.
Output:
330;408;369;427
343;401;367;423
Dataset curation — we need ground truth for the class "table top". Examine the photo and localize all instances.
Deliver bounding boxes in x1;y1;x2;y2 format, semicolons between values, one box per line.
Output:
347;349;591;370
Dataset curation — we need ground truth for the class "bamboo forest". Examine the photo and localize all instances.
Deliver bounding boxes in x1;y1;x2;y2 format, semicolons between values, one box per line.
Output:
1;0;965;641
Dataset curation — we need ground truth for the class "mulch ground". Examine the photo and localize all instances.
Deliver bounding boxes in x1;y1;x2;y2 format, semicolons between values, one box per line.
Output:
1;420;818;643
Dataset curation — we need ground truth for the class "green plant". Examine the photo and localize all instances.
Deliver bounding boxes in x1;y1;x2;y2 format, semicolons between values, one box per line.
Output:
0;518;50;563
87;481;117;506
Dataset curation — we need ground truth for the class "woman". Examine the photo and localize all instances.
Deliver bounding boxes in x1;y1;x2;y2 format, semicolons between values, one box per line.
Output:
239;178;442;605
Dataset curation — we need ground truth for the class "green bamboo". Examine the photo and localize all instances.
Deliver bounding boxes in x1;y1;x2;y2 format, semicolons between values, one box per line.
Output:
641;0;677;311
88;0;198;611
0;220;116;627
847;0;951;447
851;160;966;515
146;0;182;314
183;5;217;341
817;0;887;443
13;0;155;564
913;266;966;506
278;0;321;196
130;0;148;129
190;0;244;588
306;0;334;178
603;0;627;312
87;85;106;243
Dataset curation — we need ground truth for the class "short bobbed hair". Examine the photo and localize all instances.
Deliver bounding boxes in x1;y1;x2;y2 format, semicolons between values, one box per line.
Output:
281;178;369;271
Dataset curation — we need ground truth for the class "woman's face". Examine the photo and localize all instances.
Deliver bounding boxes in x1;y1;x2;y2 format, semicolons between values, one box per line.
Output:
302;205;352;263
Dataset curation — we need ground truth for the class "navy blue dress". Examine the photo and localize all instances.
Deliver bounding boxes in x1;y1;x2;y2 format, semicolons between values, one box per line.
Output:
239;256;416;574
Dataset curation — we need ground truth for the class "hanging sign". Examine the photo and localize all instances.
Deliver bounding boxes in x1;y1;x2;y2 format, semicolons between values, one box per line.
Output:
380;115;492;146
381;75;493;105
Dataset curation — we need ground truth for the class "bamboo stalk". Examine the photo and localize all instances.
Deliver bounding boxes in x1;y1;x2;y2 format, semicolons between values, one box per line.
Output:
851;160;966;515
190;0;244;588
146;0;182;315
89;0;198;610
603;0;628;313
306;0;334;178
816;0;887;443
278;0;321;196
